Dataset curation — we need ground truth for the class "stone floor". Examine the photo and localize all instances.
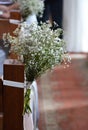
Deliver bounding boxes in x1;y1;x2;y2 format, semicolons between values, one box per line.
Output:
37;53;88;130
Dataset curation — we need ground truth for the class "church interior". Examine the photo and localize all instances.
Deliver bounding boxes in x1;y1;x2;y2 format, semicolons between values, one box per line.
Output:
0;0;88;130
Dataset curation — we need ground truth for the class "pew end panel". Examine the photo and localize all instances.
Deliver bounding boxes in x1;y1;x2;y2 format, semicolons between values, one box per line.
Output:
3;59;24;130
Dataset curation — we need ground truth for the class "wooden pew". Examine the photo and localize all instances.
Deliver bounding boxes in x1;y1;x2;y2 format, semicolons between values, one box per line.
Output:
0;78;3;130
0;10;21;58
0;59;24;130
3;59;24;130
0;10;24;130
0;78;3;112
0;10;21;39
10;10;21;21
0;19;10;39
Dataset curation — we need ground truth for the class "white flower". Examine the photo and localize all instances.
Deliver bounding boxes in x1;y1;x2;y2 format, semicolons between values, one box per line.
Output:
18;0;44;20
3;22;70;81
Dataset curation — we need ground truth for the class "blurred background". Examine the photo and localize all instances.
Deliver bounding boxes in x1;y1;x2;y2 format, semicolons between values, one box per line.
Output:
37;0;88;130
40;0;88;52
63;0;88;52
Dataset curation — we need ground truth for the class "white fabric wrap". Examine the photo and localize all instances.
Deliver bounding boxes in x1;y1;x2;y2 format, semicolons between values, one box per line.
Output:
3;80;24;88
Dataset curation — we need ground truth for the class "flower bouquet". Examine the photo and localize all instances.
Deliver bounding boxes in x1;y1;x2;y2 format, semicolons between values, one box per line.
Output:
3;22;70;114
18;0;44;20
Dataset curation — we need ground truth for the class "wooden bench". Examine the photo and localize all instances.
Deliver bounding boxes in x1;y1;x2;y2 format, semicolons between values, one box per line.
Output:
0;10;21;58
0;59;24;130
0;78;3;130
0;10;24;130
0;10;21;39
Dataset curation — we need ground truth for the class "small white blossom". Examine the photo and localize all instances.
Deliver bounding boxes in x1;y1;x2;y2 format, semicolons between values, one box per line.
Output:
18;0;44;20
3;22;71;81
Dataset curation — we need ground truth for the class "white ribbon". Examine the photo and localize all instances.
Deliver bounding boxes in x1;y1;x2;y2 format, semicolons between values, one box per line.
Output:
3;80;24;88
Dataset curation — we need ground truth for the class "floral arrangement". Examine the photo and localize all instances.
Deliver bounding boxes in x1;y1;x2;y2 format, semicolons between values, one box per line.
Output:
18;0;44;20
3;22;70;81
3;22;70;114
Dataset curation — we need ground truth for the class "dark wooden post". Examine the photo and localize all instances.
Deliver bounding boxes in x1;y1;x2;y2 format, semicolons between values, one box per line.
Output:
3;59;24;130
0;79;3;112
0;78;3;130
0;19;10;39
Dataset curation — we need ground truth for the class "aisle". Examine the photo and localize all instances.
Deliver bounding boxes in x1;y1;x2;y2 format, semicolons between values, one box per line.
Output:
37;54;88;130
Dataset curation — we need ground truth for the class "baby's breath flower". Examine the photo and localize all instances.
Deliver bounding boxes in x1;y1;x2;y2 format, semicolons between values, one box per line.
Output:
18;0;44;20
3;22;71;82
3;22;71;115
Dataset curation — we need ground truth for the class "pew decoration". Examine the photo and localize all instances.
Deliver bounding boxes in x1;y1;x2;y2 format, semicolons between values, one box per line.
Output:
18;0;44;21
3;21;71;115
